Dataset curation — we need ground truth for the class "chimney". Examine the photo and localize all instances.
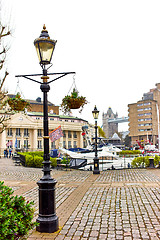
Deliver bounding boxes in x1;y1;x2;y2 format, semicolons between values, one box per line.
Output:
36;97;41;102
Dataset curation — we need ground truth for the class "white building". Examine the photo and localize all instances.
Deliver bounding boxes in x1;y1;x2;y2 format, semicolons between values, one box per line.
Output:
0;111;91;156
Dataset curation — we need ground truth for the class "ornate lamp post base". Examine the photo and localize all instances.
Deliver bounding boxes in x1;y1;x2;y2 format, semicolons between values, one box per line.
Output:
36;179;59;233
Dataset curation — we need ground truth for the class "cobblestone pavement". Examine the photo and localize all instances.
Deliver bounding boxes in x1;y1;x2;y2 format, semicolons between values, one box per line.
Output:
1;158;160;239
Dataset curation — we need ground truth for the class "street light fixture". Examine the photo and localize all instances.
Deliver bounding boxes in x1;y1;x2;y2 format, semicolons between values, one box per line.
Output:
15;25;75;233
92;105;100;174
34;25;57;66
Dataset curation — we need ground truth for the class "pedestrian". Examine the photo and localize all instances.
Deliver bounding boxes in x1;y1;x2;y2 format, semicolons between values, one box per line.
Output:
6;149;8;158
9;148;12;158
4;149;6;158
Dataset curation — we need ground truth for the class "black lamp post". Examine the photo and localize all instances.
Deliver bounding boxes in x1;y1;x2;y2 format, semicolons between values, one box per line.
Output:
15;25;75;233
92;105;100;174
34;25;59;233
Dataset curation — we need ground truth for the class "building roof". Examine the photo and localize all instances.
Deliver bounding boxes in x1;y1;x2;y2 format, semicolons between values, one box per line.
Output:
7;94;55;106
111;133;121;140
27;111;88;122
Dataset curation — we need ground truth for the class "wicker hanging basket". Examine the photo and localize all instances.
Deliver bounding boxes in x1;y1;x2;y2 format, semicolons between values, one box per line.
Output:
6;93;30;112
61;88;87;114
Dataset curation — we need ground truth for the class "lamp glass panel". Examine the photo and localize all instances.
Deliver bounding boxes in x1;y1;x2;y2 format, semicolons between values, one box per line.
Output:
93;112;99;119
35;43;41;63
38;42;54;63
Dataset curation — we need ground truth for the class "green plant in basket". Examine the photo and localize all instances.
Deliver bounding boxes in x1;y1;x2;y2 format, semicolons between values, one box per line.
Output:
61;88;87;114
6;93;31;113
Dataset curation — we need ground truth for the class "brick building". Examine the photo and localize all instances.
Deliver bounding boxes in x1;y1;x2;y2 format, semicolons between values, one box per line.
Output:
8;94;59;115
128;83;160;146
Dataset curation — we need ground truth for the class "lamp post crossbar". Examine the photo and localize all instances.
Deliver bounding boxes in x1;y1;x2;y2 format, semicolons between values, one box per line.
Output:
15;71;76;85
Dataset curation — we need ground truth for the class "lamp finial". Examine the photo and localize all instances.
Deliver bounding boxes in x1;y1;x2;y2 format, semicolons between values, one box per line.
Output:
43;24;46;30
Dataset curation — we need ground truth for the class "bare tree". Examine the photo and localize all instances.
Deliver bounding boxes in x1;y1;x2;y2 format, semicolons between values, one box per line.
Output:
0;1;12;133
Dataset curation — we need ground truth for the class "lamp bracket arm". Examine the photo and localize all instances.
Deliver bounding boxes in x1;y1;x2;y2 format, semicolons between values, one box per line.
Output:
15;72;76;85
47;73;70;84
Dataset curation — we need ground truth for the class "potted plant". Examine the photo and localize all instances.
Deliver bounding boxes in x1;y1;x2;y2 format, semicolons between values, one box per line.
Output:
61;88;87;114
6;93;30;112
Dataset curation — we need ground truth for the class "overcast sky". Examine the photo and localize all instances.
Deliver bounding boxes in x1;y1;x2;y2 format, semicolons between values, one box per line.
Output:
2;0;160;131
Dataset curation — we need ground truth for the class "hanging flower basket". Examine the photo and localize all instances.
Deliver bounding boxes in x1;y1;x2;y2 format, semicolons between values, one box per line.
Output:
61;88;87;114
6;93;31;112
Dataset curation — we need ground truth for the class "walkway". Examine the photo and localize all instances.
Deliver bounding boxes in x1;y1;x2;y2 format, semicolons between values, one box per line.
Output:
1;157;160;239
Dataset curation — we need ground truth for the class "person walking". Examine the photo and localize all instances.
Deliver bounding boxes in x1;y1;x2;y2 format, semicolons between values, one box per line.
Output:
4;149;6;158
9;148;12;158
6;149;8;158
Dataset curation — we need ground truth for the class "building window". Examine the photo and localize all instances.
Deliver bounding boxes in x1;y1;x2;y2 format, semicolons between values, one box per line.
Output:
38;140;42;149
63;131;66;138
51;141;56;149
73;141;77;148
68;131;72;138
38;129;42;137
73;132;77;138
7;128;12;136
138;114;143;116
145;123;152;126
144;118;152;121
24;140;29;149
144;107;152;111
16;128;21;137
137;103;143;106
24;128;29;137
137;109;143;111
138;124;144;126
138;119;144;122
68;141;72;148
144;112;152;116
17;140;21;149
63;141;66;148
144;102;151;105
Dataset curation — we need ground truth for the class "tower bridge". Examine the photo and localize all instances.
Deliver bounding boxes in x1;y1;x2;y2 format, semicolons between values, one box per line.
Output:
102;107;128;138
108;116;129;124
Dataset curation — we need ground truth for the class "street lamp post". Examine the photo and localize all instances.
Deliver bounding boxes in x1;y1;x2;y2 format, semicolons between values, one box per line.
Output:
92;105;100;174
15;25;75;233
34;25;59;233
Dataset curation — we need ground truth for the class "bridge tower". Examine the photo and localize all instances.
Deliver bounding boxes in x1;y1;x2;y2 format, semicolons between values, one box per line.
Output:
102;107;118;139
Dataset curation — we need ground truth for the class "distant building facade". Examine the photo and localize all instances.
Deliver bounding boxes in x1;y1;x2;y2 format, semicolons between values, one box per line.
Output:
0;95;93;156
102;107;118;139
128;83;160;146
8;94;59;115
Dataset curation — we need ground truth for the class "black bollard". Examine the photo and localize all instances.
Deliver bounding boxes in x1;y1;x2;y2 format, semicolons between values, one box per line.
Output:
148;158;155;168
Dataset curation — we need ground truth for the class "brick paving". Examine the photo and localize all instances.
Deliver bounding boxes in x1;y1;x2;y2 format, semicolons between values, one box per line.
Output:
1;158;160;239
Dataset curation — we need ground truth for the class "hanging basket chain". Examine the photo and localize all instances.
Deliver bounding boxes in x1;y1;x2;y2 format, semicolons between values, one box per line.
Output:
14;78;25;99
67;74;78;95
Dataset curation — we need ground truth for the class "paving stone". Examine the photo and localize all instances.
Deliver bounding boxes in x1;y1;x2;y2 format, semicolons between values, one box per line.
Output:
2;158;160;240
